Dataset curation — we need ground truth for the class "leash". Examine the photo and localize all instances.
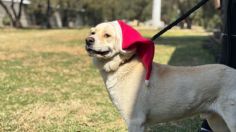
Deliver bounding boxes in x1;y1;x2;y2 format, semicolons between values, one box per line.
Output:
151;0;210;41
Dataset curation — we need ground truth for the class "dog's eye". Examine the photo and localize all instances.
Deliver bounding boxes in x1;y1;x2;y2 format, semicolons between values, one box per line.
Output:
91;32;95;35
104;33;111;38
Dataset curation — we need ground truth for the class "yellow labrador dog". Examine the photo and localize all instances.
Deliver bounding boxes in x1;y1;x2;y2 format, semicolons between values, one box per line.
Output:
85;21;236;132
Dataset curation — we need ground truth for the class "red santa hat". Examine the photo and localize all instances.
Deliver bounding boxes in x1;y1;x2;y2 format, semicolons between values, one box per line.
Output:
111;20;155;85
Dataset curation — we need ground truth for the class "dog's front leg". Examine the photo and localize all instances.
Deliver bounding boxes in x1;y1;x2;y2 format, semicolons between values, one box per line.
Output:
127;118;146;132
103;55;122;72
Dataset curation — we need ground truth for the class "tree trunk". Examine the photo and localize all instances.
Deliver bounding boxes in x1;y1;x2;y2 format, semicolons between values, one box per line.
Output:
10;0;23;28
186;17;192;29
46;0;52;28
0;0;24;28
62;9;69;27
13;19;22;28
179;21;185;29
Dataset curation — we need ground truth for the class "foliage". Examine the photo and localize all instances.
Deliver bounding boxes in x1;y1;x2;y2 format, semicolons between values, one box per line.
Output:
2;15;11;26
27;0;153;26
0;0;220;29
161;0;221;29
201;0;221;30
27;0;219;29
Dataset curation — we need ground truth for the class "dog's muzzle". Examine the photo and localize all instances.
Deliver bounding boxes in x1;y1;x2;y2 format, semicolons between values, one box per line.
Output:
86;37;95;47
85;37;111;56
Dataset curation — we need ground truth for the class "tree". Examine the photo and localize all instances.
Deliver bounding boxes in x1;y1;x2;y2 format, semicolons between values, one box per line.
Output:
25;0;153;27
46;0;52;28
127;0;150;22
161;0;179;24
177;0;199;29
161;0;220;30
29;0;86;27
0;0;24;28
3;0;218;29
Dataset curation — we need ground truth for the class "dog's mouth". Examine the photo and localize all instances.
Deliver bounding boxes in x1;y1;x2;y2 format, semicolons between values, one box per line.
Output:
86;45;111;56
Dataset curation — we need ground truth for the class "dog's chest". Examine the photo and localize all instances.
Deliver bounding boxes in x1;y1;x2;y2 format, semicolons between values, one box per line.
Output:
105;74;132;121
105;74;123;110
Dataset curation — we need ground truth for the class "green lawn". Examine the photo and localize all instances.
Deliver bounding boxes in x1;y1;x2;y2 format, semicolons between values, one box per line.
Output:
0;28;214;132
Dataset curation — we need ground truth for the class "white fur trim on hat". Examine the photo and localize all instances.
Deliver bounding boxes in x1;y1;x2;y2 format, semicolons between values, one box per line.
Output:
110;21;135;54
145;80;150;87
110;21;125;53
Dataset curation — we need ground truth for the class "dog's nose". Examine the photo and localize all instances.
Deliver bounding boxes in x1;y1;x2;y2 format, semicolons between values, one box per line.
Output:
86;37;95;46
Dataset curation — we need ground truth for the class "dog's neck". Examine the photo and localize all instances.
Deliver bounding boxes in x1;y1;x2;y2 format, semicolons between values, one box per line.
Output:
93;53;135;73
93;54;141;87
93;54;145;122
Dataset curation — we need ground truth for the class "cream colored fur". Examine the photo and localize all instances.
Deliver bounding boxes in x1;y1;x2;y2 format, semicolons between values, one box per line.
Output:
85;22;236;132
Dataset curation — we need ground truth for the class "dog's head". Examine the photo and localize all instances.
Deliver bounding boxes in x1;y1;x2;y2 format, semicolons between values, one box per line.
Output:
85;21;135;59
85;21;154;83
85;22;119;59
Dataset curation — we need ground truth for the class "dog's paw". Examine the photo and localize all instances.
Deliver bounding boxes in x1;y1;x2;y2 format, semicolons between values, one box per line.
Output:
103;61;120;72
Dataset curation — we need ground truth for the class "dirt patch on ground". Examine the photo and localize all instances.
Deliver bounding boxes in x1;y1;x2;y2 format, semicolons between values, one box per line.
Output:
31;45;87;56
0;52;26;61
17;87;48;95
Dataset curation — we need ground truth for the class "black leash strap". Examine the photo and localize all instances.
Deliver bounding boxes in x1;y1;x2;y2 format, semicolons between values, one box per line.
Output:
151;0;210;41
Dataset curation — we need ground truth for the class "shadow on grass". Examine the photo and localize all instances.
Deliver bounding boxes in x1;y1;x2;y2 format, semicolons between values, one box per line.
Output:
155;35;215;66
155;36;208;46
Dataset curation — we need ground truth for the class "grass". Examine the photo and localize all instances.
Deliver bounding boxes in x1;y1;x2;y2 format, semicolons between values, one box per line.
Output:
0;27;214;132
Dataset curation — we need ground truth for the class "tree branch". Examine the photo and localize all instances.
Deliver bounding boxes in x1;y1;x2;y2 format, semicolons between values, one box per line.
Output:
11;0;18;19
17;0;24;19
0;0;14;23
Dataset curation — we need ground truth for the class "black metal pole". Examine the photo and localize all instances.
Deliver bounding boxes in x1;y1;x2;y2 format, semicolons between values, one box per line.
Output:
220;0;236;68
228;0;236;68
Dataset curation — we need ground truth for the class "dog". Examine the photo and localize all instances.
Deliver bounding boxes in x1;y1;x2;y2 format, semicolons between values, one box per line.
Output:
85;21;236;132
